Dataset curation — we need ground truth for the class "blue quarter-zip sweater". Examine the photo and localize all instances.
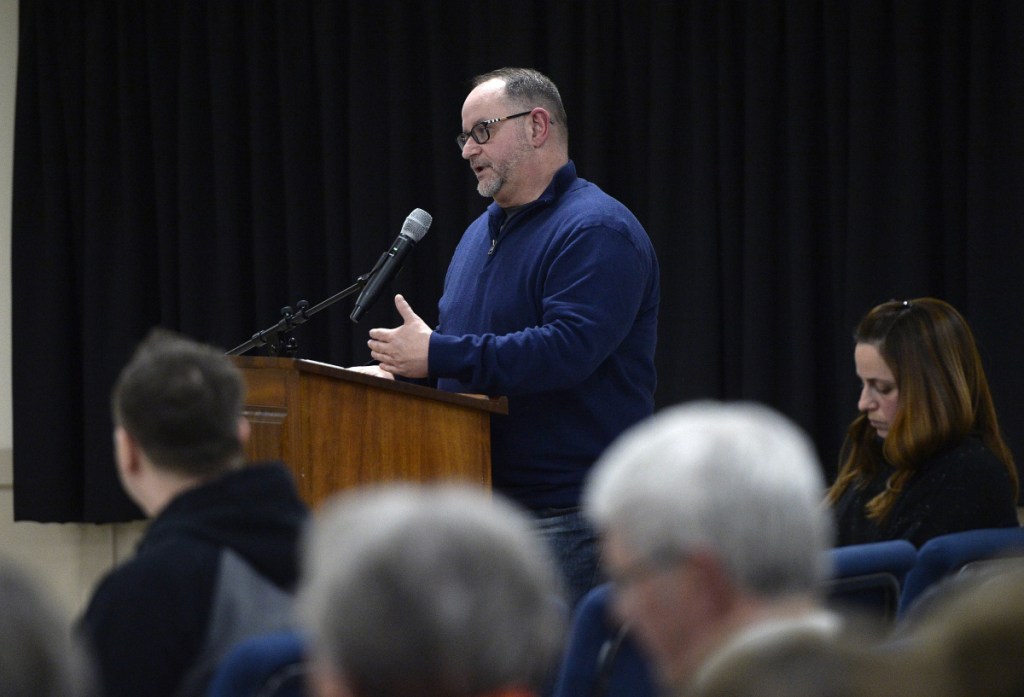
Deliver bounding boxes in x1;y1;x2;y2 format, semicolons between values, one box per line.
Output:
429;161;659;509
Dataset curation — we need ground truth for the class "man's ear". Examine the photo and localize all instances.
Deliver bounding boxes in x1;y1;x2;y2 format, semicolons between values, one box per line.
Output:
113;423;144;489
686;549;740;613
237;416;251;448
114;426;141;479
528;107;553;146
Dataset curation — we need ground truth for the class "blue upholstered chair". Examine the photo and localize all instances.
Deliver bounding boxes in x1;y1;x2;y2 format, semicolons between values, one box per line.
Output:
551;583;657;697
898;526;1024;618
206;629;307;697
822;539;917;621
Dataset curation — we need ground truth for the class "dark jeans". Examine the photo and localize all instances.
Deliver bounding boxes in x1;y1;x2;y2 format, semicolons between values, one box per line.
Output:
534;506;601;609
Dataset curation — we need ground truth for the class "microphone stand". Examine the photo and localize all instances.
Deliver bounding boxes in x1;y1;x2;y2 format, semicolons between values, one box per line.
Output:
226;274;371;357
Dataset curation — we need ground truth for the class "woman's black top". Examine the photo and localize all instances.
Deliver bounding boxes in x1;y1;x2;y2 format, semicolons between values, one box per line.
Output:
833;436;1020;547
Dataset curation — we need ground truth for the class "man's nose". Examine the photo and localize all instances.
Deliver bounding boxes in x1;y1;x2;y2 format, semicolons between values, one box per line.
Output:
461;138;480;159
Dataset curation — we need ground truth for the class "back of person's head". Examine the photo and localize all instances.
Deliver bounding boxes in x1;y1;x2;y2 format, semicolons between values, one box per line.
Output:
584;400;832;598
298;483;567;697
0;559;96;697
111;328;245;476
473;66;569;142
895;560;1024;697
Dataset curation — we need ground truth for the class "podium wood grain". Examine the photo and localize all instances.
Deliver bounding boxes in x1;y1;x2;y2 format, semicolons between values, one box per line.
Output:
232;356;507;508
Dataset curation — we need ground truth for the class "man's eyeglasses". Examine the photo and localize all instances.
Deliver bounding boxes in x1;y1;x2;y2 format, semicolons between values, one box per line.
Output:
608;551;692;592
456;110;534;150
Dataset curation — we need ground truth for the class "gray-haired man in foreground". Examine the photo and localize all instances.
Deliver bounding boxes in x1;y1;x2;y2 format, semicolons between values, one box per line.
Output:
584;401;838;694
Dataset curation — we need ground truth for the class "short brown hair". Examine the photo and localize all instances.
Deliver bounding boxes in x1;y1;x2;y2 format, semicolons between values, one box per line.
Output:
111;328;245;476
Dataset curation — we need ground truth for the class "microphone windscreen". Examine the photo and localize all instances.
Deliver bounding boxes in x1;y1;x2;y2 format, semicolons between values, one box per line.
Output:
402;208;433;242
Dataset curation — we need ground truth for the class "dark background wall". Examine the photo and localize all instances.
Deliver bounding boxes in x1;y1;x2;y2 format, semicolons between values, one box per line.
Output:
12;1;1024;522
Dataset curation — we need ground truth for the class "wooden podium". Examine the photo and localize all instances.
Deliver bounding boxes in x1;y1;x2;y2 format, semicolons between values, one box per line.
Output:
231;356;508;508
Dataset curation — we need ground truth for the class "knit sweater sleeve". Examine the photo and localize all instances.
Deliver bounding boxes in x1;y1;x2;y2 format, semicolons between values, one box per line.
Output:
429;216;657;395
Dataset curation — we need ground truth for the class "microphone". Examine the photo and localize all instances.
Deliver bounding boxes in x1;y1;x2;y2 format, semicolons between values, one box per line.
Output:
350;208;432;322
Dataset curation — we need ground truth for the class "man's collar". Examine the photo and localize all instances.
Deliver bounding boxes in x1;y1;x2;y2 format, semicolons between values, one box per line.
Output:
486;160;576;218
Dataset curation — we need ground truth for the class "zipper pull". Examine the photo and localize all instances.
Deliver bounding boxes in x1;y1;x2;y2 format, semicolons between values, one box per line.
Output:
488;238;497;255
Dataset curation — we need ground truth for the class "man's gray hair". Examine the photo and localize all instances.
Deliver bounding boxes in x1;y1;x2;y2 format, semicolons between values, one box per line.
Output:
584;401;834;597
298;484;567;697
473;67;569;140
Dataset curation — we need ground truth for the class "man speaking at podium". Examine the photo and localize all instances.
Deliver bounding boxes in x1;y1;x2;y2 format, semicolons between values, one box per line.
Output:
355;67;659;605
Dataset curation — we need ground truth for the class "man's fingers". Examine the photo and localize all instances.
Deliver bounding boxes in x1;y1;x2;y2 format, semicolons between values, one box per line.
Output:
394;294;419;323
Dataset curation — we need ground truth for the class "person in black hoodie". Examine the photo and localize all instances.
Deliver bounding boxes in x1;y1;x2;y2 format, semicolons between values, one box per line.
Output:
79;328;309;697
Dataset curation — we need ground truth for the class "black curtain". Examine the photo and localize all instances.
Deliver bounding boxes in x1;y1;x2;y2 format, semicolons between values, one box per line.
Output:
13;1;1024;522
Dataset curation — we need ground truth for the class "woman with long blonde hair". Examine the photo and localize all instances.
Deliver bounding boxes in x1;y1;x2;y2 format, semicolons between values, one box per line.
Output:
827;298;1019;546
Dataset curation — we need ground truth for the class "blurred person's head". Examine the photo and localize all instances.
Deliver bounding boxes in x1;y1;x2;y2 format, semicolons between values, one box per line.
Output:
0;558;96;697
896;560;1024;697
298;483;567;697
585;401;833;688
111;328;250;515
